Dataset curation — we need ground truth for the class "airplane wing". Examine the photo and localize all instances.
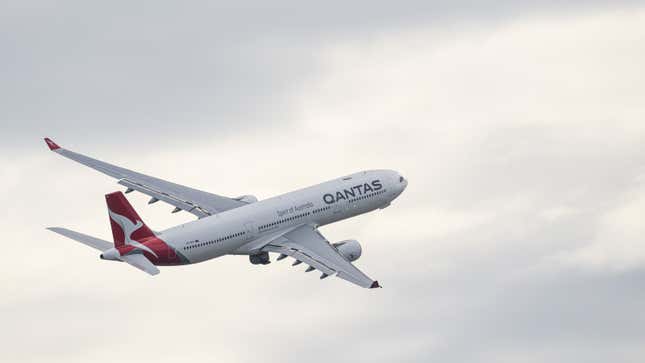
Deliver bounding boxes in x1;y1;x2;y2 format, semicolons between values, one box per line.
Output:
262;225;381;289
43;138;246;218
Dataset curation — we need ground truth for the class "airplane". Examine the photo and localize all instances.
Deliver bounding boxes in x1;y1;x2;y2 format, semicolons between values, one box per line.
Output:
44;138;408;288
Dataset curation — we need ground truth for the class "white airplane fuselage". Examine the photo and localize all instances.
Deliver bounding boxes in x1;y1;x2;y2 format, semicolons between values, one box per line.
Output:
156;169;407;264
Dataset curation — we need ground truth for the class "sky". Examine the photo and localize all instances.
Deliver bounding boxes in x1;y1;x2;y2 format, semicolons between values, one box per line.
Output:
2;1;645;362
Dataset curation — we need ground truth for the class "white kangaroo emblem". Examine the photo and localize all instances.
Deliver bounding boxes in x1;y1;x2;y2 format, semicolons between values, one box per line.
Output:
108;209;158;258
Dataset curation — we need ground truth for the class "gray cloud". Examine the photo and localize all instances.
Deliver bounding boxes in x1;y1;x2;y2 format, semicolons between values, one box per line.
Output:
1;0;640;149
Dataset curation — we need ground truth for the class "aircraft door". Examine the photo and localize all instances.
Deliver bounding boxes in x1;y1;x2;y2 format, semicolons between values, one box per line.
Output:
347;200;360;215
244;222;257;240
333;201;343;215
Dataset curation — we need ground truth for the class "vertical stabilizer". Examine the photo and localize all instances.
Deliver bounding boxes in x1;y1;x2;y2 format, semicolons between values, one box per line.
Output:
105;192;155;247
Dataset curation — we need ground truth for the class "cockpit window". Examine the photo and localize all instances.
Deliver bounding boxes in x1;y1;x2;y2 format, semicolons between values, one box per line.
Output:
399;176;405;182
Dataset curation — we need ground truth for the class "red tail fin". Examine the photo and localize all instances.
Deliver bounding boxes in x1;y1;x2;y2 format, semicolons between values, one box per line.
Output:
105;192;155;247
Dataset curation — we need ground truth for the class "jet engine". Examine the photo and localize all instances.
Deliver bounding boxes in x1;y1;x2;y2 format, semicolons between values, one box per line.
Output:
332;239;362;262
235;195;258;204
249;251;270;265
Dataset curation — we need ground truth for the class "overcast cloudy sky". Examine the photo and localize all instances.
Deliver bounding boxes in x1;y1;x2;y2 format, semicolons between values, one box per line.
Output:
2;1;645;362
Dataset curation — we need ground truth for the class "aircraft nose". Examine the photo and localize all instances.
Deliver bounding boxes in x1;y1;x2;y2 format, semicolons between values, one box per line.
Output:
401;176;408;190
395;173;408;193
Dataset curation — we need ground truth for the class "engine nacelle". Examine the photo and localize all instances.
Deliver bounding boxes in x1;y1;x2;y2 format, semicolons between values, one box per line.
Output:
235;195;258;204
249;251;270;265
333;239;362;262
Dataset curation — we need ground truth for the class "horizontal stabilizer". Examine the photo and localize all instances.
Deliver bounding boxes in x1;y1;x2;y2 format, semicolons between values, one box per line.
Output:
48;227;159;276
47;227;112;251
121;254;160;275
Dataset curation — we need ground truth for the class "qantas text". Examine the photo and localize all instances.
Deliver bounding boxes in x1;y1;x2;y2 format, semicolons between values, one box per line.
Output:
323;180;383;204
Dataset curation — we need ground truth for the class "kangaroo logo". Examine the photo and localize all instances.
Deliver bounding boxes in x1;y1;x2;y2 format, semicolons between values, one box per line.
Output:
108;209;158;258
